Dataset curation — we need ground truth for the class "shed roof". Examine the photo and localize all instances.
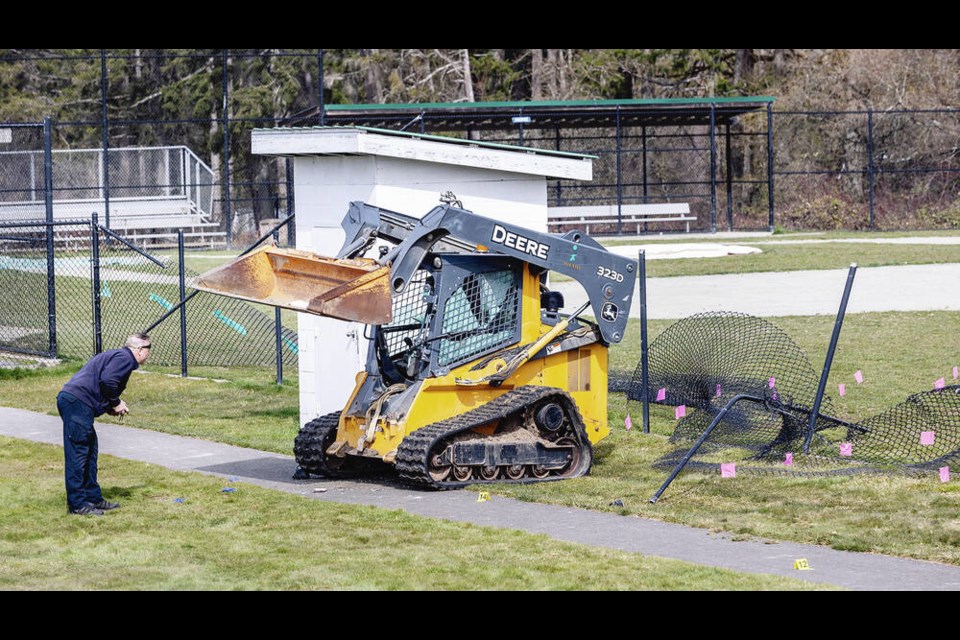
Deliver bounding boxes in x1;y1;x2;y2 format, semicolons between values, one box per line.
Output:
288;96;775;131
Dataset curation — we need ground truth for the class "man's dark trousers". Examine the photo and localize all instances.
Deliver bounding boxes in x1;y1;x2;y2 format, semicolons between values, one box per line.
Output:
57;390;104;510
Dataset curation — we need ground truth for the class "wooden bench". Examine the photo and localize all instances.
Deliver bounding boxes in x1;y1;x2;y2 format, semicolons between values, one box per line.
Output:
547;203;695;234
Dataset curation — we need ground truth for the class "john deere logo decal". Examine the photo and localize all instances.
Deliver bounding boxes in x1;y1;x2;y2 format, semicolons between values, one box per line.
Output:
601;302;619;322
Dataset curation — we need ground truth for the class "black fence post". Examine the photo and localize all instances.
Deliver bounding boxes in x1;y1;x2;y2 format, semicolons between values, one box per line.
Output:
273;227;283;386
317;49;326;126
725;123;734;231
642;126;649;233
553;126;563;205
100;50;111;230
804;263;858;453
766;103;775;232
285;158;295;246
222;50;232;248
650;393;764;503
639;250;650;434
615;106;623;235
867;109;876;230
42;116;57;358
178;230;188;378
641;126;649;204
709;103;718;233
91;213;102;355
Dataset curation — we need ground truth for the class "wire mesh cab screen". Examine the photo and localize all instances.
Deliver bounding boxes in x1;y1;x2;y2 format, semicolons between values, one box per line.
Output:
380;269;433;359
434;256;520;369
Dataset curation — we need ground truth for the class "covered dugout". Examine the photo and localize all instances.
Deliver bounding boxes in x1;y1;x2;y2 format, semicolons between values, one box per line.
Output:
289;97;776;234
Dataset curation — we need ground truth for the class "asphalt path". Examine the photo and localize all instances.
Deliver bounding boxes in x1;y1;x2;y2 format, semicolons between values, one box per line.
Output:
555;259;960;320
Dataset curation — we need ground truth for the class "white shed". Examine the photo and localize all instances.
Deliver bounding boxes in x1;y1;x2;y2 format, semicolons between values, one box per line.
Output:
251;125;594;426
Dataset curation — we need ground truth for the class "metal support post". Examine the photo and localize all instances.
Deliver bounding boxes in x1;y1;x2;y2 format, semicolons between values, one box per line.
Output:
616;107;623;235
766;103;775;232
725;124;733;231
178;230;188;378
650;393;763;503
91;213;102;354
43;117;57;358
867;109;876;229
804;264;858;453
274;227;283;385
709;104;718;233
317;49;326;126
639;250;650;434
100;50;111;230
222;50;232;248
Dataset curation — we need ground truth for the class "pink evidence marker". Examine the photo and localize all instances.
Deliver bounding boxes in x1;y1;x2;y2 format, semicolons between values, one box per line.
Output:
720;463;736;478
854;370;864;384
625;414;632;431
716;384;722;397
839;442;853;457
768;376;776;389
656;388;666;402
920;431;935;445
940;466;950;483
675;405;686;420
935;377;946;390
954;366;958;380
838;383;846;397
785;452;793;466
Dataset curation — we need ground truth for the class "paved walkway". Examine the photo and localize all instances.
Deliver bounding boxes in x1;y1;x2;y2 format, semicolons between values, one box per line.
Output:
555;262;960;320
4;405;960;591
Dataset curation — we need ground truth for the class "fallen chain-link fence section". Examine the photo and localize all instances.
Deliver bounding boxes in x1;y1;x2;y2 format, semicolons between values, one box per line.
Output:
625;311;960;478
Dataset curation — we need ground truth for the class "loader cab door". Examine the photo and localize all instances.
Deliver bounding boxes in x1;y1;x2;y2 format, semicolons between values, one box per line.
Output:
431;255;522;373
373;254;522;382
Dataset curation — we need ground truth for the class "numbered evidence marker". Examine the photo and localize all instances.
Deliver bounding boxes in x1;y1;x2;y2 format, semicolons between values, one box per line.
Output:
838;383;846;397
784;452;794;466
855;370;864;384
624;414;632;431
720;463;736;478
940;466;950;483
794;558;811;571
839;442;853;457
675;405;686;420
656;388;666;402
920;431;935;446
477;491;491;502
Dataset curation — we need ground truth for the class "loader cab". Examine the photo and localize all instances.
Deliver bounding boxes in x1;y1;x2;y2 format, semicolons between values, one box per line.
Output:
372;253;524;384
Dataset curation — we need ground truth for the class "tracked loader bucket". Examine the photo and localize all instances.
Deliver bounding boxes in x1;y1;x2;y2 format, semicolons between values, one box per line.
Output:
191;246;393;324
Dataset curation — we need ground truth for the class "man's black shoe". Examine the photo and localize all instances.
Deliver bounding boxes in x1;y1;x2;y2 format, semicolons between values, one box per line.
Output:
69;504;105;516
91;499;120;511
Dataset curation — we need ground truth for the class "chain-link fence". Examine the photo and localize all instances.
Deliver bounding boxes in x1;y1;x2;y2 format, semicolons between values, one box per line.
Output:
773;109;960;230
0;214;298;375
3;51;959;238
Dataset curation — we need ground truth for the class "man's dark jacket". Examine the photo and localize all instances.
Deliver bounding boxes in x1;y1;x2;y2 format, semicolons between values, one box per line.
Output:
61;348;139;416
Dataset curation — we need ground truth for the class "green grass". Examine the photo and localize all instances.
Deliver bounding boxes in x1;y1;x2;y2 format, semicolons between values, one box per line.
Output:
5;308;959;570
0;436;828;590
2;231;959;586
